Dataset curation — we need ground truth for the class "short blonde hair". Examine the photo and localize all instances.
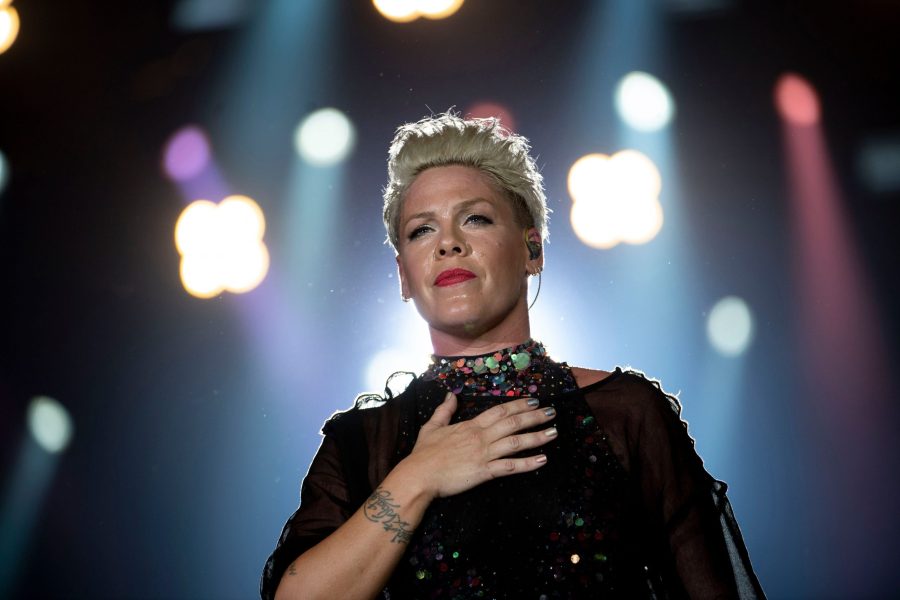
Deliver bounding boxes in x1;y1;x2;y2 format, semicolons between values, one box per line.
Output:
382;112;548;251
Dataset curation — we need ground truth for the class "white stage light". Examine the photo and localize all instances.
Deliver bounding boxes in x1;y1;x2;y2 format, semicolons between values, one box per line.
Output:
707;296;754;357
295;108;356;166
614;71;675;132
27;396;74;454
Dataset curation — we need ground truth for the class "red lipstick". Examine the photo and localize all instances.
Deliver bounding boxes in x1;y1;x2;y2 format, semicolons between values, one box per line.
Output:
434;268;476;287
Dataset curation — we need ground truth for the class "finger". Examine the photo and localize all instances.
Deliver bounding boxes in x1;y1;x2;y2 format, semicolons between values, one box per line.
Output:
485;454;549;479
486;426;558;461
474;397;543;428
481;404;557;441
422;391;457;430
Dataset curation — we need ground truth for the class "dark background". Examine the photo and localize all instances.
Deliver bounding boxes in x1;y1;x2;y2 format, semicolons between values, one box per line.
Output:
1;1;898;598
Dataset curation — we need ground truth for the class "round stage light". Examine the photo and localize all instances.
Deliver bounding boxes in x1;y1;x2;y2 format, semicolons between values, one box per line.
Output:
610;149;662;200
218;195;266;243
175;196;270;298
706;296;754;357
216;196;269;294
222;240;270;294
175;199;218;256
373;0;420;22
568;150;664;249
0;5;20;55
617;192;664;245
774;72;820;127
295;107;356;166
28;396;74;454
614;71;675;132
179;253;225;299
568;154;610;204
570;197;618;249
418;0;465;19
162;125;212;182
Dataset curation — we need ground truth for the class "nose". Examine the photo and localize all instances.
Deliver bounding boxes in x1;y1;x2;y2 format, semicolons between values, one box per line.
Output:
436;227;468;258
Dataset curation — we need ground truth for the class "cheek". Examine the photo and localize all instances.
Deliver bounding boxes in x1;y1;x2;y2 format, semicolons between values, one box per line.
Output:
400;251;431;292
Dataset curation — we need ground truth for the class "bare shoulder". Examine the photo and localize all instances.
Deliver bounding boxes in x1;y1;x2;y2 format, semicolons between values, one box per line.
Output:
569;366;613;389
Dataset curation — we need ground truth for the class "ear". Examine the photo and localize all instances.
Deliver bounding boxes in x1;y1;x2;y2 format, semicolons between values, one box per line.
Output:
396;255;411;300
524;227;544;272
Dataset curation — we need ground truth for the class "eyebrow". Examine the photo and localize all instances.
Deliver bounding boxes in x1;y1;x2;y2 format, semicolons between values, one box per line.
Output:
403;197;493;227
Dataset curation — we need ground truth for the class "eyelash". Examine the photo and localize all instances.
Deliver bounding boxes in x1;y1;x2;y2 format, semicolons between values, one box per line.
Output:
407;214;493;241
465;214;493;226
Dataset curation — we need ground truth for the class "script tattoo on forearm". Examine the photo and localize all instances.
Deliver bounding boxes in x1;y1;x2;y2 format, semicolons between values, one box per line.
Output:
364;487;413;544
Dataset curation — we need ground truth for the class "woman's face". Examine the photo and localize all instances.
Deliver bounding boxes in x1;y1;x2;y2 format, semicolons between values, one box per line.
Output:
396;165;541;341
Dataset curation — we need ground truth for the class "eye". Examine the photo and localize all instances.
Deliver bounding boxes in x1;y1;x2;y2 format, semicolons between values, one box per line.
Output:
464;214;493;226
407;224;433;241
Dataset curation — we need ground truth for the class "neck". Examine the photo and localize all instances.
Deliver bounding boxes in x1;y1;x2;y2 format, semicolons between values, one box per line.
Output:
428;306;532;356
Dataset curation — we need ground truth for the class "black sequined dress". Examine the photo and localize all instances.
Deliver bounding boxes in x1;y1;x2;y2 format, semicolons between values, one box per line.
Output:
261;342;765;599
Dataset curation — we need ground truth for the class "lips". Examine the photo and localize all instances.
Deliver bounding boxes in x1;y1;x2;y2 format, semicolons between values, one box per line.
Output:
434;268;476;287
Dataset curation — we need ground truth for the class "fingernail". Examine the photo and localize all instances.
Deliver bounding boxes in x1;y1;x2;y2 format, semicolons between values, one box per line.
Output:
545;427;558;437
535;455;548;464
544;407;556;417
444;391;454;401
526;398;540;407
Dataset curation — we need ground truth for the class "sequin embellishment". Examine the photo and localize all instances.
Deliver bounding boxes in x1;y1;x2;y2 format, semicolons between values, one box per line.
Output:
422;339;574;398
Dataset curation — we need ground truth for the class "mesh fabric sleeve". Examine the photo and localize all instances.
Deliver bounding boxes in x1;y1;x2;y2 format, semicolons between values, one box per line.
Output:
259;434;354;600
584;372;765;599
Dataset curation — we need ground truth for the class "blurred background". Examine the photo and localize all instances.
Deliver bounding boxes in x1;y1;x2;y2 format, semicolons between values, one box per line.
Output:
1;0;899;598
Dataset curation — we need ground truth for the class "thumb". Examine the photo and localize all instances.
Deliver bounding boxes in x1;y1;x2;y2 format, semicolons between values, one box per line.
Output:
424;391;457;429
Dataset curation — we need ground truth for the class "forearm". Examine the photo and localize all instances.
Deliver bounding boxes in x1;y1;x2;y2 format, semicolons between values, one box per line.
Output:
274;460;431;600
272;393;555;599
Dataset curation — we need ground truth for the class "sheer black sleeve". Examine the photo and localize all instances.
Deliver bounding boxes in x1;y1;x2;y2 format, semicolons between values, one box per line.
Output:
582;372;765;599
259;407;374;600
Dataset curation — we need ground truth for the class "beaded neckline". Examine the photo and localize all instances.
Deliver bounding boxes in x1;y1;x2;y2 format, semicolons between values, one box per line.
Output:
423;339;577;397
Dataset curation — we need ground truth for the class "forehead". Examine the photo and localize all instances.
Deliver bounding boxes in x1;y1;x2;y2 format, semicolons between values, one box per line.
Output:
401;165;509;219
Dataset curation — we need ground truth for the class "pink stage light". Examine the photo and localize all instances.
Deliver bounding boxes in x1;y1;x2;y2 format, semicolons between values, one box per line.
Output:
162;125;212;182
774;73;820;127
779;73;893;595
466;101;517;133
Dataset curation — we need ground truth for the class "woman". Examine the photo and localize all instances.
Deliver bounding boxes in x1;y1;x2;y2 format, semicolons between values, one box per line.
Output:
261;113;765;599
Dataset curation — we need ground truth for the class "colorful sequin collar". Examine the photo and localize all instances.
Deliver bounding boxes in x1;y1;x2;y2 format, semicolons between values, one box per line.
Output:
423;339;577;397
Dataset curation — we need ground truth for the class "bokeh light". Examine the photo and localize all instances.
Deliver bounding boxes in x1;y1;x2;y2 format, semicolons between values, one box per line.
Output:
0;148;9;195
373;0;419;22
294;107;356;167
570;195;618;249
858;136;900;193
567;150;664;249
27;396;74;454
174;195;270;298
373;0;463;22
162;125;212;182
466;101;517;132
418;0;465;19
614;71;675;132
0;4;20;55
775;73;820;127
568;154;610;203
706;296;754;357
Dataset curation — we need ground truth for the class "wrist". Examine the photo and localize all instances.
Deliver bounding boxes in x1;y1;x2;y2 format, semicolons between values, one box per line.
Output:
388;456;437;506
